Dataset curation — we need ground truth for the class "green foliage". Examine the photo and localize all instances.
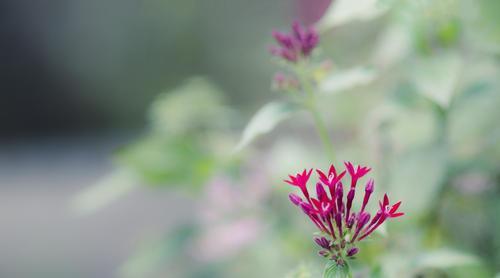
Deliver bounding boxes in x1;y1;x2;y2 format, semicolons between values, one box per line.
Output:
285;263;313;278
415;249;481;269
73;77;238;214
71;169;140;214
148;77;230;135
116;135;216;187
113;77;235;190
409;50;462;108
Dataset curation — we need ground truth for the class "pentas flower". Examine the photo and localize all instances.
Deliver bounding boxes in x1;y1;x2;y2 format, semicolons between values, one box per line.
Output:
285;169;313;201
284;162;404;267
270;21;319;63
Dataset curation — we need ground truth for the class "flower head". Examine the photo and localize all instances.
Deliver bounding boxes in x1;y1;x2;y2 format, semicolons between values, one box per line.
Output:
283;162;403;265
270;21;319;63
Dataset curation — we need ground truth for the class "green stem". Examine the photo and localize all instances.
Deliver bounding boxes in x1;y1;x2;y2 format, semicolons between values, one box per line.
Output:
310;104;335;161
295;63;335;161
424;104;451;245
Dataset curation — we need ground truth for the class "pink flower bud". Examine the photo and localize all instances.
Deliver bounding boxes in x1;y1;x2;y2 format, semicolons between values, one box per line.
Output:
288;193;303;206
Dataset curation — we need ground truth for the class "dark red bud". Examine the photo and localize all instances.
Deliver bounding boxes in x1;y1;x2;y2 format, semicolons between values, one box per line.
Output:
314;237;331;249
318;250;329;257
347;247;359;257
347;214;355;229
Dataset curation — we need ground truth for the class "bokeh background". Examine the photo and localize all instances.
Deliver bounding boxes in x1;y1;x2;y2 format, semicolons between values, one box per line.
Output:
1;0;499;277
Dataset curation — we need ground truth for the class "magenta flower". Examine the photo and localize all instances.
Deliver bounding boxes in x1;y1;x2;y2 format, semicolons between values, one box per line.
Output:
285;169;313;201
285;162;404;266
270;21;319;63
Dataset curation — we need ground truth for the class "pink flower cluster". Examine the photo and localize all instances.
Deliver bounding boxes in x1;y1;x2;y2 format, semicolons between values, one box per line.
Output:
285;162;404;265
270;21;319;63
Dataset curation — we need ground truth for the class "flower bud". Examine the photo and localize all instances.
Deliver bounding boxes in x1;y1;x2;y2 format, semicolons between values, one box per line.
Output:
318;250;329;257
314;237;331;249
299;202;314;215
316;183;327;202
365;179;374;193
288;193;302;206
347;214;355;229
347;247;359;257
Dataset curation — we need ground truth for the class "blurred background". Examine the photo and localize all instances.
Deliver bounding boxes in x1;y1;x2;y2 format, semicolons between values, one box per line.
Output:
1;0;499;277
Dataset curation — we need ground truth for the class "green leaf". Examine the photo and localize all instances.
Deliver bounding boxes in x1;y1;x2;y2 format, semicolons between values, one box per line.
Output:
316;0;388;31
70;169;139;214
410;51;462;108
117;136;217;189
415;249;481;270
319;67;376;95
387;145;447;214
149;77;231;135
234;101;299;151
323;261;352;278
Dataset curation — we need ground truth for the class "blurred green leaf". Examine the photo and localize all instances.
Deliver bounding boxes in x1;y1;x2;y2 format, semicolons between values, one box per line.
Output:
319;67;376;95
117;136;217;189
414;249;481;269
286;263;312;278
323;261;352;278
317;0;387;31
370;264;383;278
149;77;231;135
71;169;139;214
449;80;500;159
235;101;299;151
387;145;447;214
463;0;500;53
410;51;462;108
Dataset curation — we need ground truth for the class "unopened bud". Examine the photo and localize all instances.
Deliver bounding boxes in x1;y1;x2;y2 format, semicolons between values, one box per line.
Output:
288;193;302;206
318;250;329;257
347;247;359;257
314;237;331;249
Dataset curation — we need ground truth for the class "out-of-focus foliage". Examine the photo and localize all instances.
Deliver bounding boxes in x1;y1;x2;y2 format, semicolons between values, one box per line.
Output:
116;78;233;187
72;78;239;213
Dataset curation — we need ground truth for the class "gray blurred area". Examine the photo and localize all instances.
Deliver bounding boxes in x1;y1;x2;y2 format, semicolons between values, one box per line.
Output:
0;0;290;136
0;0;294;277
0;135;191;277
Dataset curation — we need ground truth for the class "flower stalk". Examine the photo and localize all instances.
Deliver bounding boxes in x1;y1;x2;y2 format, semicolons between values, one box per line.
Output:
272;22;404;278
270;21;335;161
